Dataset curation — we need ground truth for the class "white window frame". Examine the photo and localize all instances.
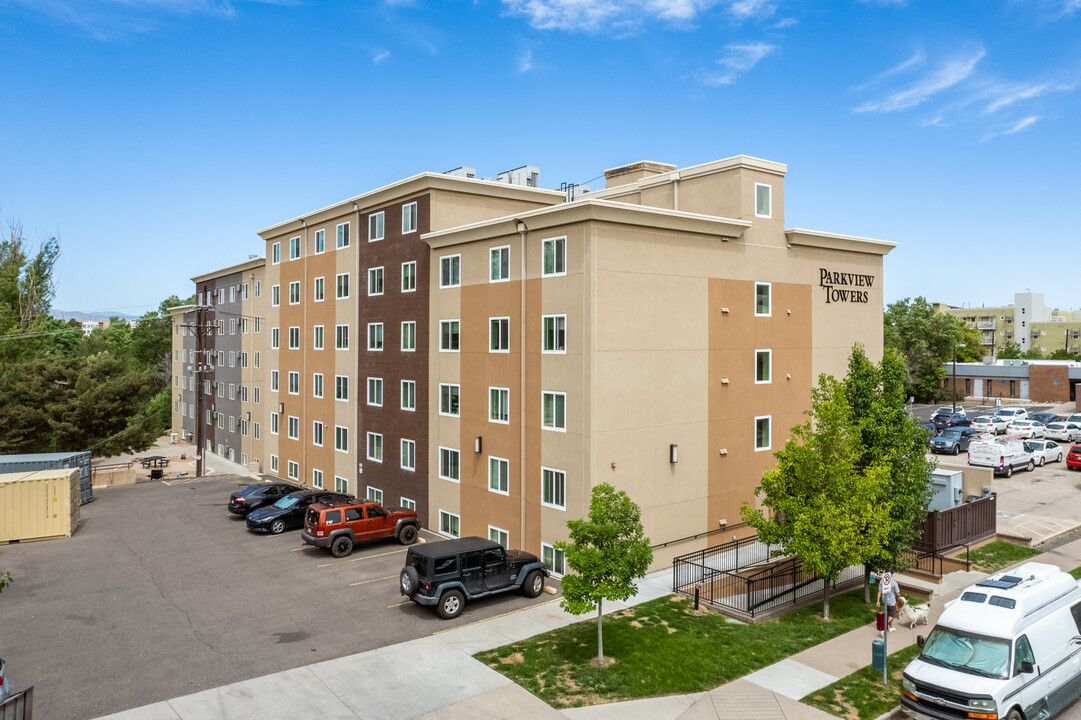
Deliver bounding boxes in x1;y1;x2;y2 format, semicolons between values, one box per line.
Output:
288;371;300;395
490;245;510;283
335;476;349;494
489;386;510;424
314;276;325;302
270;455;278;472
755;415;772;452
367;377;383;407
401;321;416;351
488;525;509;549
401;261;417;292
754;182;772;219
335;425;349;454
314;228;325;254
368;266;384;296
336;221;350;249
289;235;301;260
287;415;299;440
488;456;509;495
541;466;566;510
288;326;300;350
401;379;416;411
438;447;460;483
400;497;416;511
542;236;567;277
439;510;461;538
271;242;280;264
367;486;384;505
270;412;279;435
402;202;417;234
336;272;350;300
439;383;460;417
336;324;349;350
314;325;324;350
489;316;510;353
313;421;324;447
542;391;566;432
271;284;280;307
440;319;460;352
755;281;771;317
369;211;384;242
755;349;772;384
367;432;383;462
335;375;349;402
439;254;461;288
312;468;324;488
542;314;567;354
541;542;566;577
270;370;279;392
400;439;416;471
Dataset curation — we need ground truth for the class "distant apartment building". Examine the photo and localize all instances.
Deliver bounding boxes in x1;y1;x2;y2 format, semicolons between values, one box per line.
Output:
937;292;1081;356
174;156;893;570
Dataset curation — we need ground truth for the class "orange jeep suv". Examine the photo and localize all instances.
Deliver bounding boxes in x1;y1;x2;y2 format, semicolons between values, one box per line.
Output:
301;499;419;557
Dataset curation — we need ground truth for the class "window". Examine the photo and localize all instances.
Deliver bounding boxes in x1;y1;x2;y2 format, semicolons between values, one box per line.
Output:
313;421;324;447
253;422;260;439
288;326;300;349
439;510;460;538
490;317;510;352
542;543;566;576
401;380;416;411
755;349;771;384
490;245;510;282
488;456;509;495
755;415;771;451
287;415;299;440
439;447;460;482
402;261;417;292
489;387;510;424
270;455;278;472
440;255;461;288
254;280;260;298
367;486;383;505
254;386;261;403
367;432;383;462
542;236;566;276
400;439;416;471
541;467;566;509
542;391;566;431
270;412;279;435
271;370;279;392
336;273;350;299
488;526;509;549
314;228;325;254
271;284;280;307
335;425;349;453
312;469;324;488
288;371;299;395
272;242;280;264
368;211;384;242
401;321;416;351
367;377;383;406
440;320;460;351
400;497;416;511
335;476;349;494
368;267;384;296
289;235;301;260
336;221;350;248
289;281;300;304
335;375;349;401
755;282;771;316
542;315;566;353
314;325;324;350
314;277;325;301
367;323;383;350
336;324;349;350
755;182;771;218
402;202;417;233
440;384;460;416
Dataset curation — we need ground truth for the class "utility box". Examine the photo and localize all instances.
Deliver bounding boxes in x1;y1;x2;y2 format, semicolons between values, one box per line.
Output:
872;639;886;672
928;469;964;511
0;451;93;505
0;468;81;543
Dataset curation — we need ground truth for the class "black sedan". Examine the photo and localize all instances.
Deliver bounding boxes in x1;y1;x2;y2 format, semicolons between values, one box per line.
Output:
228;483;303;516
932;412;971;431
246;490;354;534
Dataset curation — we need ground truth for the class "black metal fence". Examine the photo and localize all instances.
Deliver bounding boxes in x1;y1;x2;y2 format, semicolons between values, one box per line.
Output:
0;686;34;720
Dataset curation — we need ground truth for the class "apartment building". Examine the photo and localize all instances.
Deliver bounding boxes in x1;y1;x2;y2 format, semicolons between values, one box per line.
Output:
422;156;894;570
938;292;1081;356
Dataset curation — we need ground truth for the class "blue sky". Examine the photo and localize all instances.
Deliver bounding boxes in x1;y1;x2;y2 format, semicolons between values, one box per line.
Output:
2;0;1079;316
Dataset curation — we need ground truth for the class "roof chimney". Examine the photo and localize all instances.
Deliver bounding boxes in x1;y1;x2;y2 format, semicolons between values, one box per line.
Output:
603;161;676;189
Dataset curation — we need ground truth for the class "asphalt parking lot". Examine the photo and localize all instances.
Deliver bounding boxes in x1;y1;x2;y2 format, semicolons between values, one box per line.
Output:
0;474;560;720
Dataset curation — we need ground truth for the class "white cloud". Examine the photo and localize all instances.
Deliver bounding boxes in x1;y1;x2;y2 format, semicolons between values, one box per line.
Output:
728;0;773;21
854;48;985;113
500;0;776;32
851;49;925;92
771;17;796;28
373;50;391;64
518;48;533;72
982;115;1040;141
700;41;775;86
981;80;1075;114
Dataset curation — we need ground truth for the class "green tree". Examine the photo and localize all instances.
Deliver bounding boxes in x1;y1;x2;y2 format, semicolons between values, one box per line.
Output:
1021;346;1044;359
1049;348;1079;360
557;483;653;664
845;346;935;601
742;374;896;620
883;298;971;402
998;340;1021;359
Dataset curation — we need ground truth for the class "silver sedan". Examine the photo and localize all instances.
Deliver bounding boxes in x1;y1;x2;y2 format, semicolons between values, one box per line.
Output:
1024;439;1064;466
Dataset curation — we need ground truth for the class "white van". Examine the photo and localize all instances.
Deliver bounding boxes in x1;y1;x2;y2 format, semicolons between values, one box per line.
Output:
901;563;1081;720
968;439;1034;477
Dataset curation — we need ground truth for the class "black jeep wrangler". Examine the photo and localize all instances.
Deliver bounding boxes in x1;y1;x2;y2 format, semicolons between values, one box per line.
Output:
399;536;549;619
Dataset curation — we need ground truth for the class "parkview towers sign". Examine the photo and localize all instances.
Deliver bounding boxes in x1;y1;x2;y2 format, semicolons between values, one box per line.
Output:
820;268;875;304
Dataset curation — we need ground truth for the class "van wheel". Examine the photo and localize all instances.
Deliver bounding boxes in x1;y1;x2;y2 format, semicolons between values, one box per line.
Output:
523;570;544;598
1005;465;1013;478
1038;456;1045;466
1005;709;1022;720
398;525;418;545
330;535;354;558
1026;460;1035;472
438;589;464;619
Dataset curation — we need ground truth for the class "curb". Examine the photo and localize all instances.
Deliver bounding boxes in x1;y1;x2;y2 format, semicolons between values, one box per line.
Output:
872;706;905;720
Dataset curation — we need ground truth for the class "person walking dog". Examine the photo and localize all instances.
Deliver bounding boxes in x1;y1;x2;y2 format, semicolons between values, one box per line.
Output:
876;570;897;634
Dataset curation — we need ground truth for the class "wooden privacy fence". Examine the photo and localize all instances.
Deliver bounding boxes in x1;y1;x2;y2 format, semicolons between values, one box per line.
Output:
915;493;997;553
0;686;33;720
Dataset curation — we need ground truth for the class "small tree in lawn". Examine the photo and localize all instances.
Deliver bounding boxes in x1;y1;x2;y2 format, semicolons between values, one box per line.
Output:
557;483;653;665
741;374;897;620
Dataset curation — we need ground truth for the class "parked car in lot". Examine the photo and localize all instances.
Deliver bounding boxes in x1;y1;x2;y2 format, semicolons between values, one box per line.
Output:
1023;439;1064;466
246;490;354;534
969;438;1035;477
933;405;966;417
932;412;970;431
1030;412;1061;426
1044;422;1081;443
1068;444;1081;470
995;407;1029;423
228;482;303;515
0;657;8;702
399;536;549;619
970;415;1008;435
1007;419;1045;438
301;499;420;557
1067;413;1081;425
930;427;980;455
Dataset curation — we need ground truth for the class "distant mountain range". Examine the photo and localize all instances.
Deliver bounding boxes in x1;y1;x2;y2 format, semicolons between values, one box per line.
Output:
52;310;139;322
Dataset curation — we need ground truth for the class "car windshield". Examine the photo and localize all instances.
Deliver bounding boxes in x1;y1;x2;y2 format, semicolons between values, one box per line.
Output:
274;494;303;509
920;627;1010;679
940;430;962;439
973;417;991;423
1047;423;1064;430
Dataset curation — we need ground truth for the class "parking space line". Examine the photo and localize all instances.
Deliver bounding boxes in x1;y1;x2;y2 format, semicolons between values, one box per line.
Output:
317;547;407;568
431;596;562;635
349;574;397;587
387;600;411;608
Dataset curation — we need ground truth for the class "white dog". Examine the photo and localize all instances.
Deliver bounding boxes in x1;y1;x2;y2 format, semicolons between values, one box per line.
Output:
895;596;930;629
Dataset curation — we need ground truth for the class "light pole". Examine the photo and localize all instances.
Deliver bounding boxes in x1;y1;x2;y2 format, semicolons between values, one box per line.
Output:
952;343;965;413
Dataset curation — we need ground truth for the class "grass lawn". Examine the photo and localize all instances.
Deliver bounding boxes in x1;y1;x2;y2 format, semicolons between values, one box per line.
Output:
474;590;876;708
802;644;921;720
1070;566;1081;580
962;540;1041;573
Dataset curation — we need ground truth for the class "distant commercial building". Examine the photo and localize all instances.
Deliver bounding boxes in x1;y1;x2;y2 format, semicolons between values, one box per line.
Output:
937;292;1081;356
944;359;1081;404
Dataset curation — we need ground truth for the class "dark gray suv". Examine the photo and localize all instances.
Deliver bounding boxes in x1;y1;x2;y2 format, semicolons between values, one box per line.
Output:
399;536;549;619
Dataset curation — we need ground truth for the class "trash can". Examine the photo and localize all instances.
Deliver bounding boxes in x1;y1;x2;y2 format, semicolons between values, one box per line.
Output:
150;468;163;480
872;639;886;672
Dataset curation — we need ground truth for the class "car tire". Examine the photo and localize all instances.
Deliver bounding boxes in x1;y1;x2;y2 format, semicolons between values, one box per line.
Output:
400;566;419;597
1005;465;1013;478
1057;453;1063;463
270;518;286;535
952;445;959;455
330;535;354;558
438;589;465;619
1005;708;1022;720
523;569;544;598
398;525;418;545
1026;460;1035;472
1039;456;1045;467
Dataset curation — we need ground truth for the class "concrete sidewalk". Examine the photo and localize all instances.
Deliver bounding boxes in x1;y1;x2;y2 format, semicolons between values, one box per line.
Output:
97;540;1081;720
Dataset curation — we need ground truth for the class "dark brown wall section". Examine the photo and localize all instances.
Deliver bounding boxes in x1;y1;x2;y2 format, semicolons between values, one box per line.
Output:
357;195;431;519
1027;365;1070;403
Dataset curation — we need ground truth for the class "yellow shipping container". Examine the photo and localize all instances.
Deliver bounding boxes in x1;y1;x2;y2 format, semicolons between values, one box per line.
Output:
0;468;81;543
